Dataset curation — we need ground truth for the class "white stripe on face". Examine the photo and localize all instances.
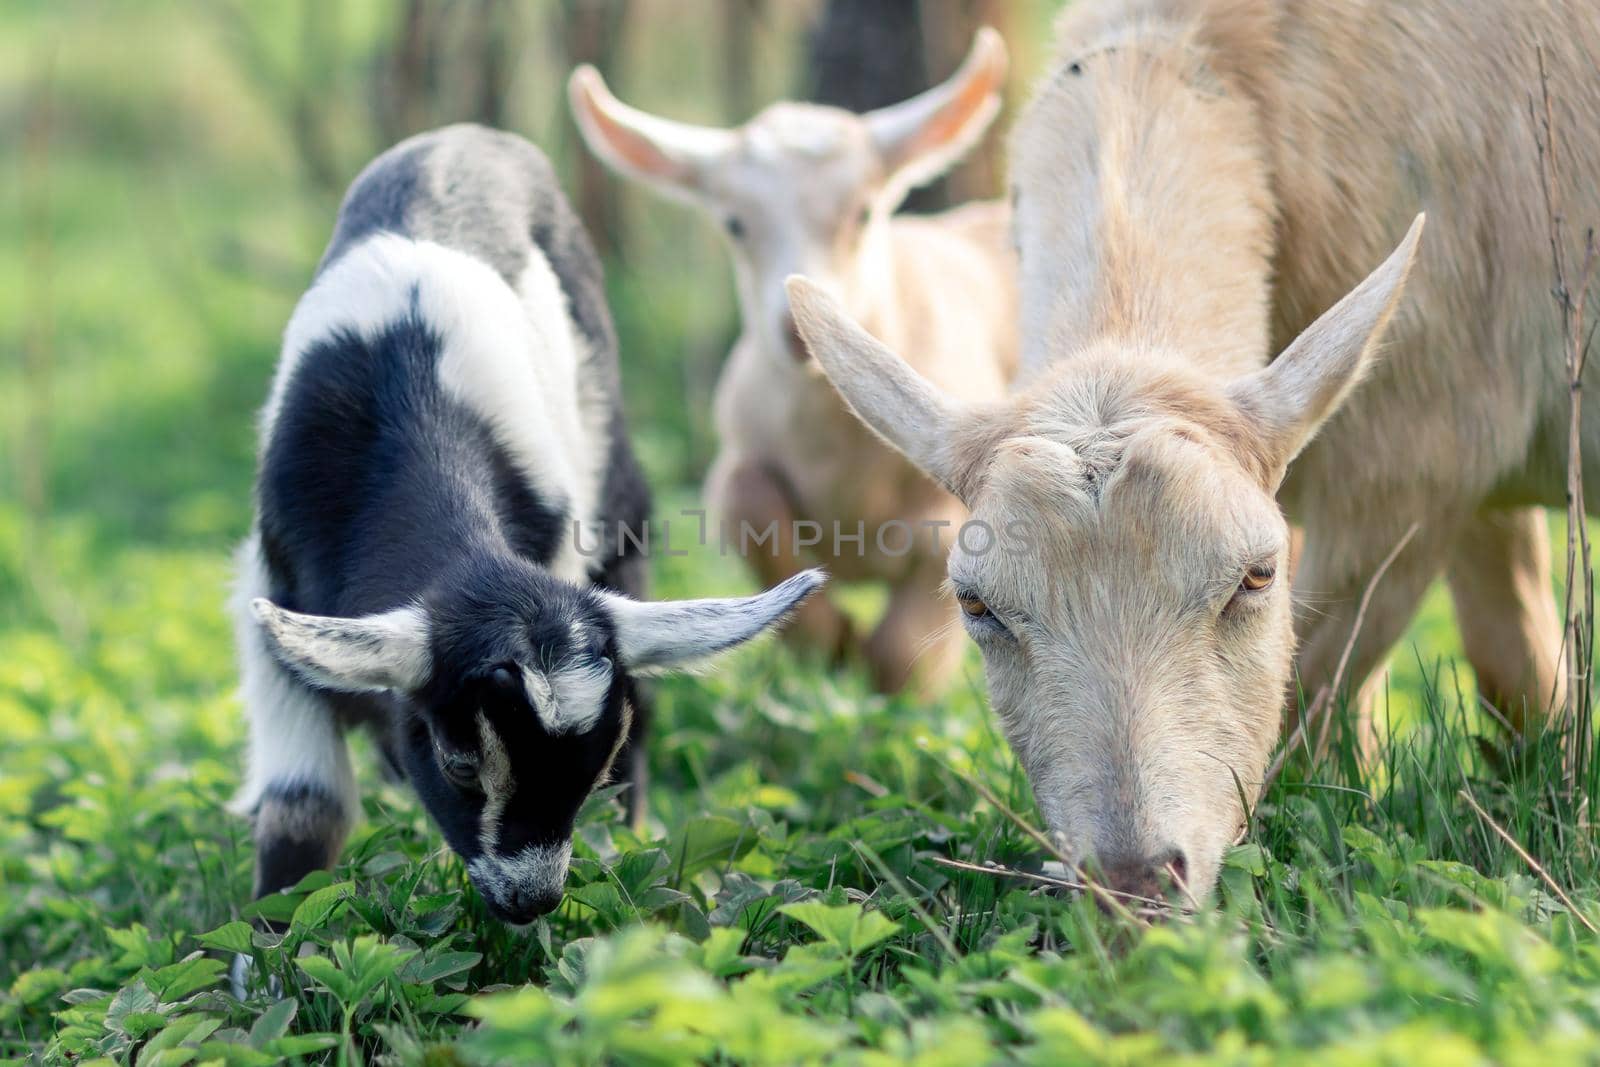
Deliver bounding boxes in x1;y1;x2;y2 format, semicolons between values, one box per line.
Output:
475;712;514;856
522;637;613;736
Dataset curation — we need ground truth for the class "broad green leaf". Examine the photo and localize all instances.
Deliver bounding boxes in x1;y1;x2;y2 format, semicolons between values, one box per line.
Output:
148;955;225;1001
400;950;481;985
196;922;254;956
294;955;354;1006
779;900;900;957
289;881;354;934
248;999;296;1048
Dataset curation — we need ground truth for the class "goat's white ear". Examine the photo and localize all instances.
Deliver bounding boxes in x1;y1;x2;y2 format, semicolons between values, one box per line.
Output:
864;27;1007;201
567;64;736;199
253;599;432;693
1229;214;1426;480
602;570;826;673
786;276;982;500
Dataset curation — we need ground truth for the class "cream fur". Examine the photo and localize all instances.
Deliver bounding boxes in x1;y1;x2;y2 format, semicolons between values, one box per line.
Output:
571;31;1018;694
796;0;1600;898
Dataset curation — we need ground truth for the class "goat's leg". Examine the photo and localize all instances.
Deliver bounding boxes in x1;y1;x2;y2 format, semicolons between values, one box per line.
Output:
1446;507;1564;733
706;454;854;659
1290;518;1454;752
865;560;965;696
230;557;359;903
236;662;357;900
229;607;357;999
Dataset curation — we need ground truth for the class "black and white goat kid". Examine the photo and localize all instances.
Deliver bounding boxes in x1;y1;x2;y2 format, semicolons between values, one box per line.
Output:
231;126;821;939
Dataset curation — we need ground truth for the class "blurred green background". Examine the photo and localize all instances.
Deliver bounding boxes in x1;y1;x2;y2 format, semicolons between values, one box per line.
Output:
2;0;1480;739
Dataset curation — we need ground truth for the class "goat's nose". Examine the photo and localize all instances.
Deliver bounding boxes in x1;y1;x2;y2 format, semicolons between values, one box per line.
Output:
501;885;563;923
1094;846;1189;907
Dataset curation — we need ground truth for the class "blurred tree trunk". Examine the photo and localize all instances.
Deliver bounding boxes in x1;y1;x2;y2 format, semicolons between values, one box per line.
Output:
215;0;347;198
472;0;515;128
378;0;515;145
720;0;762;121
378;0;439;144
560;0;631;259
805;0;944;212
20;56;86;643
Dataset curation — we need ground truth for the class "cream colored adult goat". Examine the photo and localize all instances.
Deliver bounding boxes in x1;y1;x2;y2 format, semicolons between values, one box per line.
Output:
569;31;1017;693
792;0;1600;900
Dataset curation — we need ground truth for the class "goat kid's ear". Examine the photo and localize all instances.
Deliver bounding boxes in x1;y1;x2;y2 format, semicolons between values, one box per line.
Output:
567;64;736;199
785;276;988;501
253;599;432;693
1229;214;1426;481
602;570;827;674
864;27;1008;201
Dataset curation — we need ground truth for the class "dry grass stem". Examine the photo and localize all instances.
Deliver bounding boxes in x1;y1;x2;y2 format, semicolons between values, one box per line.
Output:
1458;787;1599;936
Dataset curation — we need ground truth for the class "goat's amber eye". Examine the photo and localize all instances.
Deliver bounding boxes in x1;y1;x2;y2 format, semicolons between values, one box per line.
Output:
958;595;991;619
1241;565;1276;592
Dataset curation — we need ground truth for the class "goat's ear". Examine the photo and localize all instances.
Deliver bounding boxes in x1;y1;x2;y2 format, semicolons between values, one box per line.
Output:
864;28;1007;201
786;276;989;501
1228;214;1425;480
253;599;432;693
602;570;826;673
567;64;736;199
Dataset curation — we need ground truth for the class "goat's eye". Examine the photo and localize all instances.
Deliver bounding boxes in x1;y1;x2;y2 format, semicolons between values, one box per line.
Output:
440;752;481;790
490;666;517;692
1240;565;1276;592
958;594;992;620
724;216;744;239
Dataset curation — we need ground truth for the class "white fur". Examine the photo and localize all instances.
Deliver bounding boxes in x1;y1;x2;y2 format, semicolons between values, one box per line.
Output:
603;569;826;671
263;234;606;583
476;712;514;855
519;662;608;735
544;661;613;735
570;33;1016;695
466;840;572;915
228;537;359;824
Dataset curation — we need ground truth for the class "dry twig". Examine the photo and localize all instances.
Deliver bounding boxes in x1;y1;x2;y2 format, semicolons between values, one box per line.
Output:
1532;46;1599;779
1262;522;1421;793
1458;787;1599;936
929;855;1172;919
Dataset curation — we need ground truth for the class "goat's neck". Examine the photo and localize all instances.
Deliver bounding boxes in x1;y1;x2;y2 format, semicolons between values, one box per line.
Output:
1018;48;1277;383
842;220;903;349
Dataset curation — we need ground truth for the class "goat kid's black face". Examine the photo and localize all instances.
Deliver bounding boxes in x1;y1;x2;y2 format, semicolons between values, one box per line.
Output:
252;566;825;924
403;578;628;924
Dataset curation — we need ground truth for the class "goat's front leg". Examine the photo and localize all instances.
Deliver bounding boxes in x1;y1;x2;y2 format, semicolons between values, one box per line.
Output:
1446;507;1565;733
706;454;854;659
235;664;357;901
1289;516;1455;754
228;595;358;999
230;560;359;904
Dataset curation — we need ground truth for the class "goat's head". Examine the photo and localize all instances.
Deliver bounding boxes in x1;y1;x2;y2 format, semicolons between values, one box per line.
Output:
568;29;1007;364
787;216;1424;902
252;563;823;923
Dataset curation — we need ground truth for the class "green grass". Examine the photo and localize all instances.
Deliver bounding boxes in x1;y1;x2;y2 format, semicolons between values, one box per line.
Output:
5;3;1600;1064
